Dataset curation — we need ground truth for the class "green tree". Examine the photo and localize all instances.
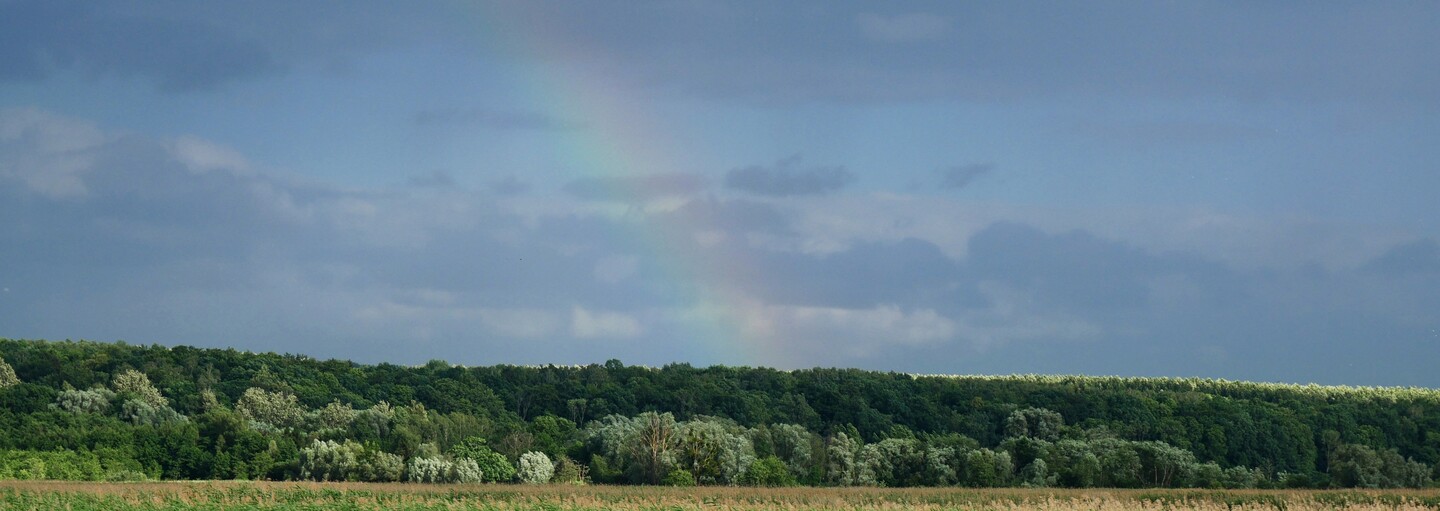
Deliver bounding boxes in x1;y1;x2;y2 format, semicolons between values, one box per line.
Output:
741;456;796;486
449;437;515;483
825;432;858;486
1004;407;1064;442
1329;443;1384;488
629;412;678;485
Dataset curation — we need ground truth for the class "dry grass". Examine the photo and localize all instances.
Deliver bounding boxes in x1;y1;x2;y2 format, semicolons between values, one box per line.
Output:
0;481;1438;510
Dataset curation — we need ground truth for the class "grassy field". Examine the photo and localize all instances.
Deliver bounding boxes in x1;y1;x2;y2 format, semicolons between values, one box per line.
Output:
2;482;1440;511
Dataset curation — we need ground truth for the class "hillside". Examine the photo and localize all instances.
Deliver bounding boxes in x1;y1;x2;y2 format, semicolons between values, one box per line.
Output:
0;338;1434;487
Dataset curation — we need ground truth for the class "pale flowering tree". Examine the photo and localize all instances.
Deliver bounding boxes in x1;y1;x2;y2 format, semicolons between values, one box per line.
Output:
518;451;554;484
112;370;168;408
235;387;305;431
54;387;116;415
405;456;482;484
0;356;18;388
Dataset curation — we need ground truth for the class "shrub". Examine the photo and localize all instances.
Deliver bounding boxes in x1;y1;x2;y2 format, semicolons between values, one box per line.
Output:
518;451;554;484
299;440;360;482
741;456;795;487
551;455;588;485
405;456;482;484
449;437;515;483
663;468;696;487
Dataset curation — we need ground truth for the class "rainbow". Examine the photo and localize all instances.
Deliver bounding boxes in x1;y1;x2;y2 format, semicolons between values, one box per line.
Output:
460;5;784;367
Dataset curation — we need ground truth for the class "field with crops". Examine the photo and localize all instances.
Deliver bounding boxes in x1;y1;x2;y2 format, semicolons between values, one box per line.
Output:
3;482;1440;511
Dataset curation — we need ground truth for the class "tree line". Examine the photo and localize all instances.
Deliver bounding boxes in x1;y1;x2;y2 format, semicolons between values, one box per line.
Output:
0;338;1434;488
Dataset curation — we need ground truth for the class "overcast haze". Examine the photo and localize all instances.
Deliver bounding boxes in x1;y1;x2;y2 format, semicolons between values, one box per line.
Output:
2;1;1438;386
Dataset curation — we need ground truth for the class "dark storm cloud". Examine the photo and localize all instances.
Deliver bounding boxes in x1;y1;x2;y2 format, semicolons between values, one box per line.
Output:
413;108;579;131
10;2;1434;105
725;157;854;197
5;108;1440;384
563;173;707;201
0;0;279;92
938;164;991;190
752;238;974;309
401;1;1431;106
852;221;1440;386
964;222;1237;313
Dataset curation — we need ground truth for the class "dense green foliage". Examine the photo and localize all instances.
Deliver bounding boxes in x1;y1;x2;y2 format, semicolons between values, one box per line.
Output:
0;339;1435;488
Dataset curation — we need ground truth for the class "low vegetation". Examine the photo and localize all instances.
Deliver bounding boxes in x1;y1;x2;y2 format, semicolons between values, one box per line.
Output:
2;482;1440;510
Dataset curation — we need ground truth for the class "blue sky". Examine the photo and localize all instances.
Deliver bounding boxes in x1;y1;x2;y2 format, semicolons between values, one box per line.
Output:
2;1;1438;385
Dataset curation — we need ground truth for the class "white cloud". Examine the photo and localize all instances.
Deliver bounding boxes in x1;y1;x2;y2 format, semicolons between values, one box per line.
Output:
0;108;108;198
168;135;252;175
572;306;643;339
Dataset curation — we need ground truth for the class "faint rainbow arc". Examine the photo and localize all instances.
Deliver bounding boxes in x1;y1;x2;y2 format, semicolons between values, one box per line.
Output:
465;5;783;367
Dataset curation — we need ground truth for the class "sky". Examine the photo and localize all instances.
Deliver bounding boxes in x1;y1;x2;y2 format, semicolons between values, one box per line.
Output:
2;1;1438;386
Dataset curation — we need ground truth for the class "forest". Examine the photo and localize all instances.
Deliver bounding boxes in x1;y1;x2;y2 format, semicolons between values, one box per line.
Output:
0;338;1435;488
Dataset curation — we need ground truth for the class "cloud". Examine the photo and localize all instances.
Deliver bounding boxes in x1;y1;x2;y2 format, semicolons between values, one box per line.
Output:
0;1;279;92
938;164;991;190
414;108;579;131
487;2;1439;105
489;175;530;196
168;136;253;175
1362;239;1440;276
4;108;1440;384
563;173;707;202
9;2;1434;106
856;13;952;43
572;306;643;339
593;255;639;284
736;302;957;358
477;308;563;339
0;107;108;198
666;197;794;236
406;170;456;188
725;156;854;197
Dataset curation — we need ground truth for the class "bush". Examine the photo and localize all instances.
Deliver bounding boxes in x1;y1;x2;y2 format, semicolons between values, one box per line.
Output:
741;456;796;487
449;437;515;483
356;449;404;482
518;451;554;484
405;456;482;484
663;468;696;487
299;440;359;482
551;455;588;485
